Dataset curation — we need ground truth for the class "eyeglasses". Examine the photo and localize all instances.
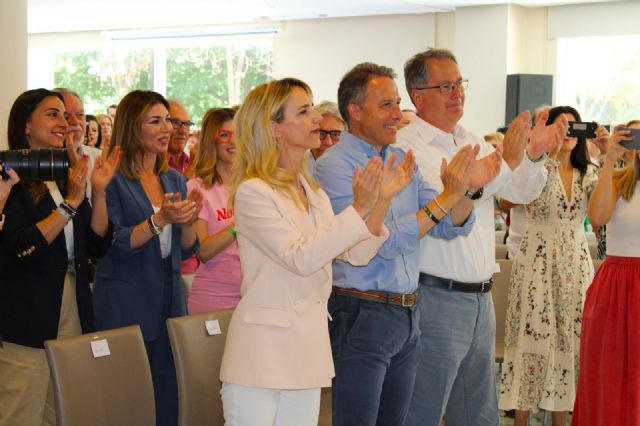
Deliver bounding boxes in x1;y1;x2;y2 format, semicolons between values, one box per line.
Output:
319;129;342;142
170;118;194;129
414;79;469;95
216;129;234;143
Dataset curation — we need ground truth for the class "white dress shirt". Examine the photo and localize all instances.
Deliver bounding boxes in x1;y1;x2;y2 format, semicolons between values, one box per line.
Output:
396;116;548;282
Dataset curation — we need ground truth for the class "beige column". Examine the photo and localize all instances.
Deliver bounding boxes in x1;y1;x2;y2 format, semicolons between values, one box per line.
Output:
0;0;28;150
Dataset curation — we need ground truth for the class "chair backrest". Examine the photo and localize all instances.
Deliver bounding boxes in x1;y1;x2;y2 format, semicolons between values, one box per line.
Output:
167;308;234;426
45;325;155;426
492;259;513;363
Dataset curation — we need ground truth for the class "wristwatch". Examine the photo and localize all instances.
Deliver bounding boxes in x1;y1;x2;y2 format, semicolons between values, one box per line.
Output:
465;187;484;200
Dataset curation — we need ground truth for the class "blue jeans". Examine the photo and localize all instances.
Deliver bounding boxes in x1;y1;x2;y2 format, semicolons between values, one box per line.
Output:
329;293;421;426
406;279;498;426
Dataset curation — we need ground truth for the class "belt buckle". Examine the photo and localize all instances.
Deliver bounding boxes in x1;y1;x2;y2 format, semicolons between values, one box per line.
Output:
401;293;412;307
480;282;486;292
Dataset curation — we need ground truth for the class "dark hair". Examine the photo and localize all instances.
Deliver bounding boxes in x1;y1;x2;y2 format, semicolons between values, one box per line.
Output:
7;89;64;150
546;105;590;177
404;48;458;105
85;114;102;149
338;62;396;126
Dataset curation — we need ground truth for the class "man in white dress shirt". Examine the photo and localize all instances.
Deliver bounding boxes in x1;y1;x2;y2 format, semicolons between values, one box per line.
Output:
396;48;568;426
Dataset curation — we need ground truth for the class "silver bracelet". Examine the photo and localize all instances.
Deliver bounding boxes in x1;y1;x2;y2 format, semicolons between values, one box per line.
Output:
56;206;72;221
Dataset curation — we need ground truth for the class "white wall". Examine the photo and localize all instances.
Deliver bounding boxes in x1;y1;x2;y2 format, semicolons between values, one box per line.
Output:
0;0;27;150
273;14;436;109
14;1;640;143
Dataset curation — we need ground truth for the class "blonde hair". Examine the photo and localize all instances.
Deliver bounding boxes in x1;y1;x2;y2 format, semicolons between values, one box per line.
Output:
192;107;236;188
110;90;169;179
613;119;640;200
230;78;319;211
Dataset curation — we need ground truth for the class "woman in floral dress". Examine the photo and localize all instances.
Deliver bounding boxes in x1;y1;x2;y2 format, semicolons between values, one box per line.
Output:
499;106;598;426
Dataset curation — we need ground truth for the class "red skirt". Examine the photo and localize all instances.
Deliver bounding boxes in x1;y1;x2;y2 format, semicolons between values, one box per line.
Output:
573;256;640;426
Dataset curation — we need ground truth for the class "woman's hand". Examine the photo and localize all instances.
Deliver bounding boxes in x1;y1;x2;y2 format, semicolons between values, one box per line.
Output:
66;155;89;209
605;125;632;164
351;156;383;218
91;147;121;193
0;167;19;203
379;151;415;200
153;192;199;227
440;144;476;199
184;188;204;225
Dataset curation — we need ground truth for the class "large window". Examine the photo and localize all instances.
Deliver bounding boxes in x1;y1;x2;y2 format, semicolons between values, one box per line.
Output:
556;35;640;125
29;34;273;125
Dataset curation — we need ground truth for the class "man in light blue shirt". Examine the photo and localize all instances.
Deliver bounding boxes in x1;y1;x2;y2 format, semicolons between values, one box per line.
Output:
315;62;497;426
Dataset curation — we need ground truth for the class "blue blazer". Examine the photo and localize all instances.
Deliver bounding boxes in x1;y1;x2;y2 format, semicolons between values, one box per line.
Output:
93;169;199;341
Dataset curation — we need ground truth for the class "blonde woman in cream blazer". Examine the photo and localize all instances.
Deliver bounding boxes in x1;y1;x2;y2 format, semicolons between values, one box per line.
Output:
219;78;414;426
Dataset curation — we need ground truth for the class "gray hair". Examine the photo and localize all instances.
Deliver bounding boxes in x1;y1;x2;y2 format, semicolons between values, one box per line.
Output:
315;101;345;126
404;48;458;101
52;87;83;103
338;62;396;126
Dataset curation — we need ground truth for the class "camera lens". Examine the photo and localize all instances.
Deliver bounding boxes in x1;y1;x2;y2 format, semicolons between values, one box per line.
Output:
0;149;69;181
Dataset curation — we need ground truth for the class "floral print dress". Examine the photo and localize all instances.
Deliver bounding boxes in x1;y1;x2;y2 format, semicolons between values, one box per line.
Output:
499;160;598;412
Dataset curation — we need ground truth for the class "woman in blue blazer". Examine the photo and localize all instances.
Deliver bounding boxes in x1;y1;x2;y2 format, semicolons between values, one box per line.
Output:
93;90;202;426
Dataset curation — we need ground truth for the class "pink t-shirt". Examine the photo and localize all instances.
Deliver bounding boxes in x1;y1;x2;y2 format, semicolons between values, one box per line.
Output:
186;178;242;313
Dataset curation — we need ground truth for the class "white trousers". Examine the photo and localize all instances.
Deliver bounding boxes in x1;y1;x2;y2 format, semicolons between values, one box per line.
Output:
221;382;320;426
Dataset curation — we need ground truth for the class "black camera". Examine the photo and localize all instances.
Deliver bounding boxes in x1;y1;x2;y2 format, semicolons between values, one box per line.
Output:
0;149;69;181
567;121;597;139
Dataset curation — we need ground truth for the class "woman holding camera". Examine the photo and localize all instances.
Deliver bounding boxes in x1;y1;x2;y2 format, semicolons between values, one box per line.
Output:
573;124;640;426
92;90;202;426
499;106;598;426
0;88;120;425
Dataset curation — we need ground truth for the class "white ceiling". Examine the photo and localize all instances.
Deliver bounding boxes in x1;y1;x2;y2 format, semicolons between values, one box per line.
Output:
28;0;620;34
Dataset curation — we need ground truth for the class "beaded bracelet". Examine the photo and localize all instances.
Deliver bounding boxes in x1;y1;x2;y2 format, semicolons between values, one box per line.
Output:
59;200;77;218
422;204;440;224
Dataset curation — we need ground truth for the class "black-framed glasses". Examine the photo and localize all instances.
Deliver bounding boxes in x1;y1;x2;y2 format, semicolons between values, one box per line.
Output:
319;129;342;142
170;118;194;129
414;79;469;95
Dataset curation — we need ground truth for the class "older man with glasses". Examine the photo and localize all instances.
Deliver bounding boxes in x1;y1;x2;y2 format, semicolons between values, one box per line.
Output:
167;99;194;175
306;101;346;173
396;48;569;426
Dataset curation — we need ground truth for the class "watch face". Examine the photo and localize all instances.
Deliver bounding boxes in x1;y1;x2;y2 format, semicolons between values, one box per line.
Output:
466;187;483;200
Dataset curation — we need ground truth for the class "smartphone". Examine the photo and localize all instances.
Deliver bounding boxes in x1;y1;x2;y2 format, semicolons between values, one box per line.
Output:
568;121;597;139
619;128;640;150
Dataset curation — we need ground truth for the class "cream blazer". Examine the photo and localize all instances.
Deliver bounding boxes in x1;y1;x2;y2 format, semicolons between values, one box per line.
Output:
219;177;388;389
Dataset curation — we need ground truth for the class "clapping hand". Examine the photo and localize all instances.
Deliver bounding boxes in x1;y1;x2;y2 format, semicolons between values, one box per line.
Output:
91;147;122;193
352;156;383;218
502;111;531;170
440;144;477;199
154;192;199;227
528;109;568;160
185;188;204;225
379;151;415;200
468;146;501;190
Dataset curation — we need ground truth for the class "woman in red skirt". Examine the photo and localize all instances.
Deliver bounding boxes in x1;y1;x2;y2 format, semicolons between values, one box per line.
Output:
573;121;640;425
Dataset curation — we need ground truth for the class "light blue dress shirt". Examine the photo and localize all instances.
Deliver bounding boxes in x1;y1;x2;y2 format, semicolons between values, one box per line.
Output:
314;131;475;294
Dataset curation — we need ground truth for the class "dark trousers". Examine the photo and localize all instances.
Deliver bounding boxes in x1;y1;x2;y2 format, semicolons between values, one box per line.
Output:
329;293;421;426
144;258;178;426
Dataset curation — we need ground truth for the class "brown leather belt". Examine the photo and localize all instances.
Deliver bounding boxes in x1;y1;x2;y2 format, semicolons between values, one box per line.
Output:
332;287;419;308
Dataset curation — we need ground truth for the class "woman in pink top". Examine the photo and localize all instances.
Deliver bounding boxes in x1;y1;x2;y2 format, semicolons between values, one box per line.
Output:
187;107;241;313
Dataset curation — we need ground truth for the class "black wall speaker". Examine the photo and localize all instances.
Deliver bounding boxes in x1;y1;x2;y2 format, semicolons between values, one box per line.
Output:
505;74;553;126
